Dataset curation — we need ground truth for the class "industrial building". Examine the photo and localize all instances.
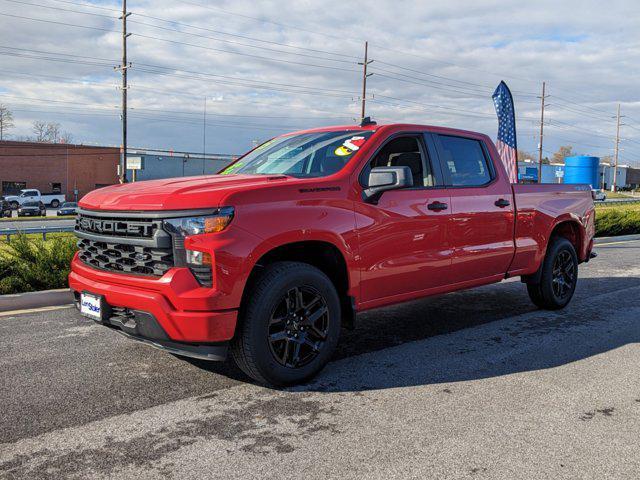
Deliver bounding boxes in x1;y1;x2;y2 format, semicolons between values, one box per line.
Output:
0;141;120;200
125;149;235;182
518;156;640;190
0;140;237;201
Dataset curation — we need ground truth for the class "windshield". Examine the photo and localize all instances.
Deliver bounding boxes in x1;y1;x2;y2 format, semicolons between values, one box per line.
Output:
23;202;39;207
62;202;77;208
220;130;374;178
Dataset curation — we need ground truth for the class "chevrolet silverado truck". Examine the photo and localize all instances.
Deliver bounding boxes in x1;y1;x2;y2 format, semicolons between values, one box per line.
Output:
70;122;596;386
5;189;65;209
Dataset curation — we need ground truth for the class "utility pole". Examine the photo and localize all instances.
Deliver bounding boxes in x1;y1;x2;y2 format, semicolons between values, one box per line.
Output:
203;97;207;174
358;41;373;123
116;0;131;183
537;81;546;183
612;103;622;192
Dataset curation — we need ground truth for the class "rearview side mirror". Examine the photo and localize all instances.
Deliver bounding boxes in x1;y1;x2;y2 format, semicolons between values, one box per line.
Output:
363;166;413;203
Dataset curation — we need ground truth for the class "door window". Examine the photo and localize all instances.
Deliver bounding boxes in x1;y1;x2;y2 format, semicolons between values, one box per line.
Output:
1;181;26;195
437;135;492;187
366;136;434;187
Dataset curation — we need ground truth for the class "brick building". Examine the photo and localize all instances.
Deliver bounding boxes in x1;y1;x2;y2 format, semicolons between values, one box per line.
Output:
0;141;119;201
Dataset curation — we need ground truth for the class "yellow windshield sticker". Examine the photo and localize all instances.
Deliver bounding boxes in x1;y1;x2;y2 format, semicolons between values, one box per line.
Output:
254;139;275;151
334;136;367;157
220;162;244;174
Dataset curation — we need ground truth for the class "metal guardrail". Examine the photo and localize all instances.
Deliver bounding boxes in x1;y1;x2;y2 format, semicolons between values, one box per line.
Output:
602;198;640;202
0;226;75;242
598;198;640;206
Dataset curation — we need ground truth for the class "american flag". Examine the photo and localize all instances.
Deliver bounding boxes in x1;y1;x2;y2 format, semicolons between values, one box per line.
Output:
492;81;519;183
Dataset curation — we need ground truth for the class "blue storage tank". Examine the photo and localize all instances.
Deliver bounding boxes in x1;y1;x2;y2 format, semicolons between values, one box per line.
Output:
564;156;599;188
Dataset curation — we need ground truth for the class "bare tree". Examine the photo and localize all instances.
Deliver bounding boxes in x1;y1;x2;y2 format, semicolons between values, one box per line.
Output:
517;149;535;162
46;122;61;143
552;145;573;164
60;131;73;144
32;121;48;142
0;104;14;140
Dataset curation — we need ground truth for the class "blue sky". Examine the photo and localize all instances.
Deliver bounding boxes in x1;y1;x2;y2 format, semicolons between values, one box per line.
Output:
0;0;639;166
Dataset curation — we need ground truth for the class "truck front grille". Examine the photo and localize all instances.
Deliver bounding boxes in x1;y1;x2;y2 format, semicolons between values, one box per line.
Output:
77;238;173;276
75;212;175;277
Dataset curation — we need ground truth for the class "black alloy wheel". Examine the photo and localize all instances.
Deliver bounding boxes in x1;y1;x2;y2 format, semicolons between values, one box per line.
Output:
551;250;576;300
230;261;341;386
526;236;578;310
268;285;329;368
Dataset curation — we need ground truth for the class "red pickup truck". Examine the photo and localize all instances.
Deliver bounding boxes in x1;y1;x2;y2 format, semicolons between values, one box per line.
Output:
70;122;596;385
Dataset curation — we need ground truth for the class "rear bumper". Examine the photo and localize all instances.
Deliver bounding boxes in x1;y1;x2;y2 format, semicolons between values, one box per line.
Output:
69;255;238;344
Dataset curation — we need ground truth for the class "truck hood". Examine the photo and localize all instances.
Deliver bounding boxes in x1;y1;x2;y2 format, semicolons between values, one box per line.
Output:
79;174;296;211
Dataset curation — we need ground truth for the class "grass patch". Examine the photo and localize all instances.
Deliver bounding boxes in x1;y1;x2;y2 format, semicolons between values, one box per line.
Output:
0;233;78;294
595;207;640;237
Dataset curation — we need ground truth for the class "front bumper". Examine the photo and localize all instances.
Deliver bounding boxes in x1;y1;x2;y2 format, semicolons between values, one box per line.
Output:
69;254;238;347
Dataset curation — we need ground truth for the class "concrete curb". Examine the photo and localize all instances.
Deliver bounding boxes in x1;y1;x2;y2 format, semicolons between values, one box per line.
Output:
0;288;74;313
594;234;640;244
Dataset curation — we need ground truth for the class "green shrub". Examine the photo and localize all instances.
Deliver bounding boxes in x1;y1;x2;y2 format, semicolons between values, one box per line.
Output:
595;208;640;237
0;234;77;294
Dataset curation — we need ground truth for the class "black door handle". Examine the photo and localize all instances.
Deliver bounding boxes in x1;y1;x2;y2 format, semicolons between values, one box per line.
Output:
495;198;511;208
427;201;448;211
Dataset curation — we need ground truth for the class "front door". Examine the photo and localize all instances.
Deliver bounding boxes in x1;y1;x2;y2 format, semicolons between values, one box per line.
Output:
355;134;452;305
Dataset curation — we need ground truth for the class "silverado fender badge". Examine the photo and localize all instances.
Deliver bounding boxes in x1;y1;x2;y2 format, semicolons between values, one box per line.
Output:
298;187;341;193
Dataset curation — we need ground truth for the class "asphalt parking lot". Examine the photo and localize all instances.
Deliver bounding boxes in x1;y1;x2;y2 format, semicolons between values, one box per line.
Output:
1;239;639;479
0;211;74;231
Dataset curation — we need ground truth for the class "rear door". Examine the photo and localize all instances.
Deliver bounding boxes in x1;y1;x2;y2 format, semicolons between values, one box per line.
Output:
432;134;515;284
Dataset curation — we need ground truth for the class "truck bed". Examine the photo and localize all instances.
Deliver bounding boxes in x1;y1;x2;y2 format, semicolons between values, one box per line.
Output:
509;183;595;276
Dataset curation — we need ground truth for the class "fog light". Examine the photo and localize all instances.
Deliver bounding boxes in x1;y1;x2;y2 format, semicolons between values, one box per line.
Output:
186;249;212;265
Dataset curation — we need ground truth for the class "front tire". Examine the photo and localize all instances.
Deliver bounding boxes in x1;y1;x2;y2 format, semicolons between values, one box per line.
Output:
527;237;578;310
230;262;341;386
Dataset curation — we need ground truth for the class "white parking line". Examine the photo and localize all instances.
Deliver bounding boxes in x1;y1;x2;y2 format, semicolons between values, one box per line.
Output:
596;239;640;247
0;304;74;318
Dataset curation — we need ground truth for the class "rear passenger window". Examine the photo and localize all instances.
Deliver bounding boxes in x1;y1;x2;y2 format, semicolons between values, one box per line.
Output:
438;135;492;186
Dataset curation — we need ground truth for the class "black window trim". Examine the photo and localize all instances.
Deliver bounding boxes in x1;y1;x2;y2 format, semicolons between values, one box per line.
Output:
432;133;497;189
358;131;445;191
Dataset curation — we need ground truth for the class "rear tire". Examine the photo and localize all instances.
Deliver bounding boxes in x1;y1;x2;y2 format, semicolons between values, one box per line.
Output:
51;200;59;208
526;237;578;310
10;201;18;210
230;261;341;386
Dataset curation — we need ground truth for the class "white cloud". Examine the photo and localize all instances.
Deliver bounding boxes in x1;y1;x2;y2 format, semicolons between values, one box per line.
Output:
0;0;638;165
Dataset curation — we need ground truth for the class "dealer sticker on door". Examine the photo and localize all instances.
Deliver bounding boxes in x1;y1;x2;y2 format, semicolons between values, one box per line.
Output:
80;293;102;320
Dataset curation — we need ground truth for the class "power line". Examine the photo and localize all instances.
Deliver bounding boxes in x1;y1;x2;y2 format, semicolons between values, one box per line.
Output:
130;32;359;73
127;14;359;61
0;45;361;99
1;0;116;19
0;11;116;32
48;0;120;13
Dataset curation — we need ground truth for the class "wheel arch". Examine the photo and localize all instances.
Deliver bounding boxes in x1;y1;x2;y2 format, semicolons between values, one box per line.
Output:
240;238;355;328
523;218;585;285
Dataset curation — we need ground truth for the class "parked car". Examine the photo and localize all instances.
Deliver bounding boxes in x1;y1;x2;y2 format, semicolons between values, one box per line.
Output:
4;189;65;209
17;201;46;217
0;196;11;218
70;122;596;386
592;189;607;201
57;202;79;216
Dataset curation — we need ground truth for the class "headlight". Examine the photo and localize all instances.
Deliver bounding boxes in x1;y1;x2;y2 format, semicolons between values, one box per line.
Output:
163;207;234;237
